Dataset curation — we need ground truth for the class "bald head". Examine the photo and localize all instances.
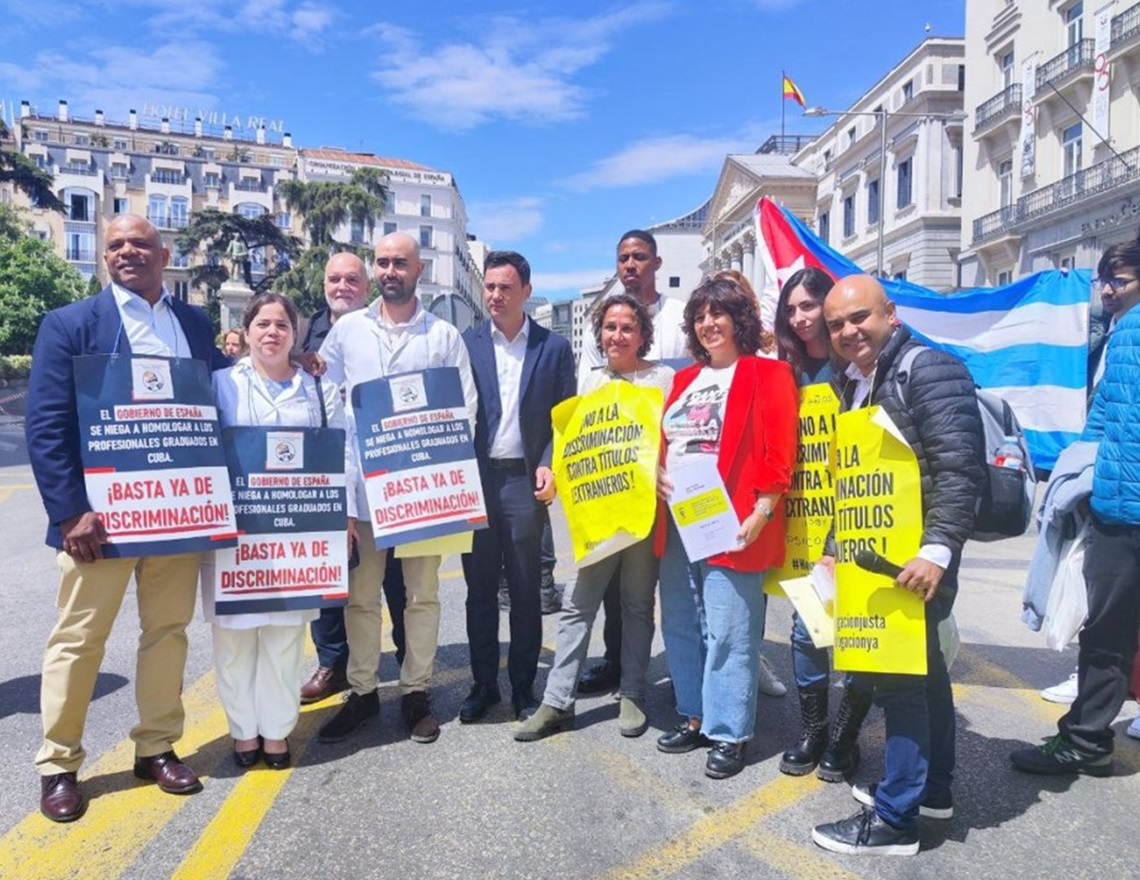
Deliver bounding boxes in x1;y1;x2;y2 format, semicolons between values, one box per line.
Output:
323;251;370;320
103;213;169;303
374;232;423;311
823;274;897;375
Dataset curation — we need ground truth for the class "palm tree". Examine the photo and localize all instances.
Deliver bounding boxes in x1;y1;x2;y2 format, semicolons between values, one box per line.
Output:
0;120;66;213
277;167;388;248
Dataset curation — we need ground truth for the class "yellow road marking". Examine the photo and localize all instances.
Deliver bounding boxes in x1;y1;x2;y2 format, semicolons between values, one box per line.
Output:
0;672;229;880
594;773;821;880
0;483;34;504
739;828;867;880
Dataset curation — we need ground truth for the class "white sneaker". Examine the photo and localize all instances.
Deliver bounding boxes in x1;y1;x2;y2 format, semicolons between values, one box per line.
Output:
1040;671;1078;704
1127;716;1140;740
758;655;787;698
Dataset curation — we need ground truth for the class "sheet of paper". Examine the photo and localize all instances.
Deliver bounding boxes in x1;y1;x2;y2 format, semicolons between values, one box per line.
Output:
780;575;835;649
395;531;473;559
667;455;741;562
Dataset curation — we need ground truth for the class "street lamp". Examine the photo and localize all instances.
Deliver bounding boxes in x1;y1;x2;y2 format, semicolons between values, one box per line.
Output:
804;105;966;278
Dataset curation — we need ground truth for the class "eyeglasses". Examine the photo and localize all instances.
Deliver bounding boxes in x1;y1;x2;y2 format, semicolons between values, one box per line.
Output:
1097;276;1138;293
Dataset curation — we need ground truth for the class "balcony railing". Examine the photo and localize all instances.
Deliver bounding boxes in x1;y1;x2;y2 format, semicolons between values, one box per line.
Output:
972;204;1019;243
146;212;190;229
60;164;98;176
150;171;186;185
233;179;266;192
973;145;1140;244
757;134;815;155
65;248;97;262
974;83;1021;132
1111;0;1140;47
1036;39;1094;91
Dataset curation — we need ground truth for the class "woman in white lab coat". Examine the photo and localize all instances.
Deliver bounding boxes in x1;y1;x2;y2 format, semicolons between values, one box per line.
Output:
205;292;346;770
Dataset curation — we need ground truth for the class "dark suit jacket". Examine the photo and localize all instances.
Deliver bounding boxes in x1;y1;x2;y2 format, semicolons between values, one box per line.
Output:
26;286;228;548
461;317;576;480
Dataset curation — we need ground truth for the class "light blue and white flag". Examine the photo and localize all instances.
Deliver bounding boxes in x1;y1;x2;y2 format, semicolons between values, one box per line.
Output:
760;198;1090;471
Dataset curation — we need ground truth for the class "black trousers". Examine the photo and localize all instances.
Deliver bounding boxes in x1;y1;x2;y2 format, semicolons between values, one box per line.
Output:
462;466;544;694
1060;514;1140;755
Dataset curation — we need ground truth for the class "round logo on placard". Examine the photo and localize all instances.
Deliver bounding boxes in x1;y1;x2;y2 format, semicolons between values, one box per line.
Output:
142;370;164;392
274;440;296;463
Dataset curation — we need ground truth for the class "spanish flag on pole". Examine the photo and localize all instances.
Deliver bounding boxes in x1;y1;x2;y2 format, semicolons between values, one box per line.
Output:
782;73;806;108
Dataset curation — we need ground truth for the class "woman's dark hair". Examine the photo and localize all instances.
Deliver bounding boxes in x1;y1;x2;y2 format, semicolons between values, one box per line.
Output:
591;292;654;359
683;277;762;364
243;292;299;337
774;267;834;376
1098;229;1140;281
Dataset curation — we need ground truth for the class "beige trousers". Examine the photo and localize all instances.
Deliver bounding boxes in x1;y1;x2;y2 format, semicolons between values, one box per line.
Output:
37;551;202;775
346;521;440;695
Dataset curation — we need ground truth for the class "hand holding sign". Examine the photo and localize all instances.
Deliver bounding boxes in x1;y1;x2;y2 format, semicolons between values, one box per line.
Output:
62;512;108;563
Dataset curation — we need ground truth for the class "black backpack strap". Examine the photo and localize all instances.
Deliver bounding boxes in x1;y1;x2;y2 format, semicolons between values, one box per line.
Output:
312;374;328;428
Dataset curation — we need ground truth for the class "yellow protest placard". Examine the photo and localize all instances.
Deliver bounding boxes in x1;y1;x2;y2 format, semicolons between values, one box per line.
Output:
766;382;839;596
552;381;662;567
832;406;927;675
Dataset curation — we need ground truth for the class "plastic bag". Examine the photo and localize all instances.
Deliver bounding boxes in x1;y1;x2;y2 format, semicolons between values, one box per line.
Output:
938;613;961;671
1043;522;1089;651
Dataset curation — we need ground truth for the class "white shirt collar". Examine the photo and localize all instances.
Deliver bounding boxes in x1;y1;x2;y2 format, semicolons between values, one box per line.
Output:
111;281;174;309
372;300;423;329
491;315;530;344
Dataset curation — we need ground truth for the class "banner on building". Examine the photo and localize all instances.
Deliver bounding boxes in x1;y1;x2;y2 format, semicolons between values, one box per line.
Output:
1093;2;1115;138
832;406;927;676
73;354;237;557
352;366;486;550
211;426;348;615
552;380;662;567
766;382;839;595
1020;55;1038;179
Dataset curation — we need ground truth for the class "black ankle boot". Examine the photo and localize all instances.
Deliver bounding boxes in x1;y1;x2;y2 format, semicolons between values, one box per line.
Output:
816;683;873;782
779;687;829;776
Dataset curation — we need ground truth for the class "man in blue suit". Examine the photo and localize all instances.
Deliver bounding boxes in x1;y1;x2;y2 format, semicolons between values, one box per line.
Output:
460;251;576;721
27;214;228;822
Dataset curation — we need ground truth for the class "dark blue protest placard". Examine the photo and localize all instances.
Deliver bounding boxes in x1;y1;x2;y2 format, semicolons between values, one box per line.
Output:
210;426;348;615
351;366;487;549
73;354;237;557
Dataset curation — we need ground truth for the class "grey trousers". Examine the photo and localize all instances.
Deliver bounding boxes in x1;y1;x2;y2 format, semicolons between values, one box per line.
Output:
542;536;658;709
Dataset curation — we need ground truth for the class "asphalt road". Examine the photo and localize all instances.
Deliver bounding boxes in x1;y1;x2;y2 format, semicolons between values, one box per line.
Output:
0;432;1137;880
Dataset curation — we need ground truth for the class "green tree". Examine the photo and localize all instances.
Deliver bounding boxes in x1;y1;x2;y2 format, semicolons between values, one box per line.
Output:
274;168;388;313
176;208;303;293
85;273;102;297
0;120;66;213
0;205;85;354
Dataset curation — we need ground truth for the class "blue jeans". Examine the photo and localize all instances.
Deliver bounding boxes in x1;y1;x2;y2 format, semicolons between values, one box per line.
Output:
791;611;830;690
851;578;956;832
659;521;767;743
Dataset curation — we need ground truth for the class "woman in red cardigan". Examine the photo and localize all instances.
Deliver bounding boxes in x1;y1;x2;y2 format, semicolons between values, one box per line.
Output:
655;277;798;779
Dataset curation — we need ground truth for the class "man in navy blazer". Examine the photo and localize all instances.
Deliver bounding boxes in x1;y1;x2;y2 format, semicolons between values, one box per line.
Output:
460;251;575;721
26;214;228;823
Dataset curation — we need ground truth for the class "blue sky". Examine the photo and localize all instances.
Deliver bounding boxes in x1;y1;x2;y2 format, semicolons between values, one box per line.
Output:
0;0;964;300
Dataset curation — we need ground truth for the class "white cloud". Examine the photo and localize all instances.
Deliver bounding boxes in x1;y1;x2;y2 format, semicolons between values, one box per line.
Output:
531;268;614;297
561;133;755;191
368;3;673;131
5;42;223;118
467;197;545;246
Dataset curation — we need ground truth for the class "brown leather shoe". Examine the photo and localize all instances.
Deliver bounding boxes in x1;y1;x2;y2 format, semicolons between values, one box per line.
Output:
300;666;349;704
401;691;440;744
133;751;203;794
40;772;86;822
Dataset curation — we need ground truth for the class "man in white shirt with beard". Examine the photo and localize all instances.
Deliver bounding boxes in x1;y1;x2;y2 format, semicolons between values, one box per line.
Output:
316;232;477;745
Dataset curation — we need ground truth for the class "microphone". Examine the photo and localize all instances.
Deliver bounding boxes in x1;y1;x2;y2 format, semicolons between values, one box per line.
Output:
853;548;953;601
853;548;902;579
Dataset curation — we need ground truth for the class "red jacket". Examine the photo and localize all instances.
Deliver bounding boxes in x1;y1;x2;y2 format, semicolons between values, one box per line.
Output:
655;355;798;572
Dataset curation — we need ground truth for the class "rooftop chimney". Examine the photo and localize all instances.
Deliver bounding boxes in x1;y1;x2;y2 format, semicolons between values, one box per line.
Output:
194;117;202;138
129;109;138;130
58;100;68;122
160;117;170;134
94;109;105;126
223;125;233;141
20;100;30;118
283;132;292;148
256;124;266;145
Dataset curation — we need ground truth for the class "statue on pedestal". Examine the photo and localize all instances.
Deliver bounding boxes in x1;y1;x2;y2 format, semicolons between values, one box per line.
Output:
224;237;249;281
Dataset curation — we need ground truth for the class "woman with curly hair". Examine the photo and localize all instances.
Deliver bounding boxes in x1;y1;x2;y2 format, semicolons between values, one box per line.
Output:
654;277;798;779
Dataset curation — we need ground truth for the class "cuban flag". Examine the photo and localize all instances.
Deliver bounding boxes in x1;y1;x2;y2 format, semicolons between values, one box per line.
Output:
755;197;1090;471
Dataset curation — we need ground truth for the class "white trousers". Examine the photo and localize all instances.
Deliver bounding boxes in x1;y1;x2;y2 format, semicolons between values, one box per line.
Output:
211;624;307;741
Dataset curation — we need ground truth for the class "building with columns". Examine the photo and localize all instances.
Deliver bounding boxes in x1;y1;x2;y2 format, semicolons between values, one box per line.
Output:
703;137;818;319
792;37;967;290
297;148;483;331
961;0;1140;286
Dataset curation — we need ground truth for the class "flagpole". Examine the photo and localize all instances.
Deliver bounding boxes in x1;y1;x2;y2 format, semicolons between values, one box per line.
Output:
781;71;786;139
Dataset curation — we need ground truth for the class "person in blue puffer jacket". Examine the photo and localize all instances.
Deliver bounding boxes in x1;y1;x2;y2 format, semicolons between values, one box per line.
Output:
1012;232;1140;778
